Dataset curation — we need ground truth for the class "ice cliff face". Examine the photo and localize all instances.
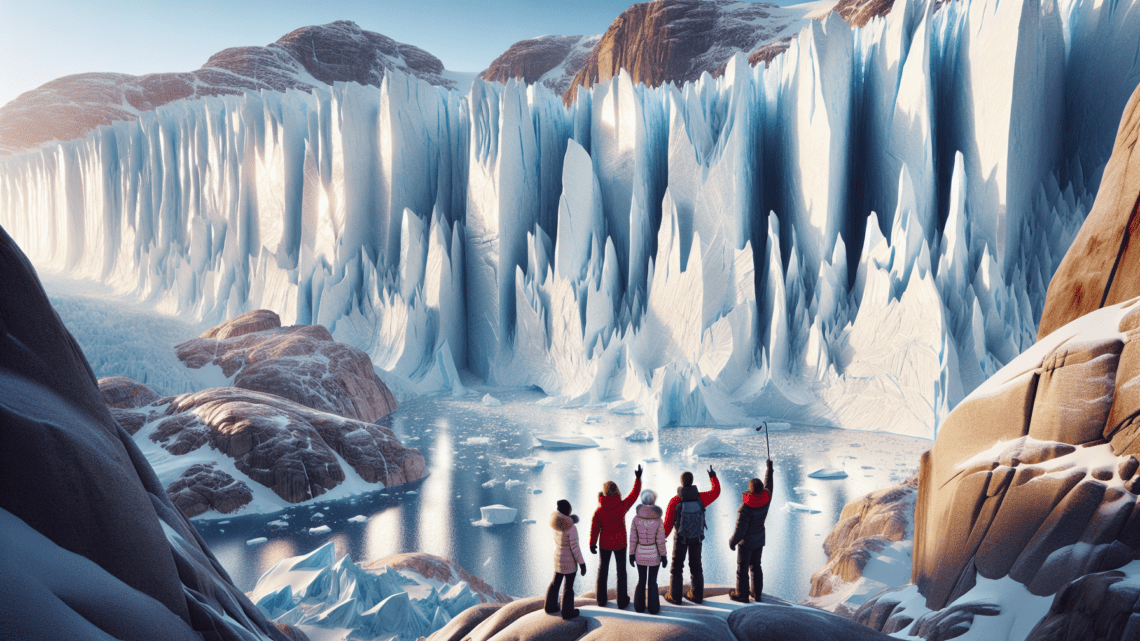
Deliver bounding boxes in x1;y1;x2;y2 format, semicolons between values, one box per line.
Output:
0;20;456;154
2;0;1139;439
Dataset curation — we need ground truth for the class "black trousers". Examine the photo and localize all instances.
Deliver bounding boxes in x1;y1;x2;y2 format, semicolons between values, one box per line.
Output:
634;563;661;614
669;537;703;602
545;572;577;618
596;547;629;607
736;544;763;601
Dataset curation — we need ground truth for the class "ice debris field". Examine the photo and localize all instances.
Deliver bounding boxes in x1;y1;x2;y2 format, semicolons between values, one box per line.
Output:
5;0;1140;442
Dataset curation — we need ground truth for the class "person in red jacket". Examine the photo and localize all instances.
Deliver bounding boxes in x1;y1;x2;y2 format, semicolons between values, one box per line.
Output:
728;460;774;603
663;465;720;605
589;464;643;608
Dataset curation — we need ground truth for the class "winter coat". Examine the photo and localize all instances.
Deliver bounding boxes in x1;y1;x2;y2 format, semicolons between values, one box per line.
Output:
589;478;641;550
552;511;586;574
730;464;774;550
628;504;667;565
663;476;721;538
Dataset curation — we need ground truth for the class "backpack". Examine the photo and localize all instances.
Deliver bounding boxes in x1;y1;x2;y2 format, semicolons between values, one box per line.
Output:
674;487;706;541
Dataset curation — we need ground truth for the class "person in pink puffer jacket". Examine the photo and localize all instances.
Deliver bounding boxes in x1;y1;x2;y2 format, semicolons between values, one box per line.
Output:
627;490;668;614
545;499;587;619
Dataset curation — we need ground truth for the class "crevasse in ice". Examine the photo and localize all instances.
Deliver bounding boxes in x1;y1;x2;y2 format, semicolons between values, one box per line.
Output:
3;0;1138;439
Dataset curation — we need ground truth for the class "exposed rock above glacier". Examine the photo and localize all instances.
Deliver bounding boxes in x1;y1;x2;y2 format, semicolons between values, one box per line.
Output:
0;20;455;154
0;227;288;639
176;309;397;423
1038;81;1140;339
479;34;600;95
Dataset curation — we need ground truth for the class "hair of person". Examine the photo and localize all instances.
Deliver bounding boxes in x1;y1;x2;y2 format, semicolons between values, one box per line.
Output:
680;471;694;487
747;478;764;495
600;481;619;497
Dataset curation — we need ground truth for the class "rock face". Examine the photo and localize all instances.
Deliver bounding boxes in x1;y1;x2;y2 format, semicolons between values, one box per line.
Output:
176;309;397;423
99;375;161;408
0;226;287;639
149;386;425;503
808;476;916;601
1024;570;1140;641
1038;82;1140;339
479;35;600;95
166;463;254;518
0;20;453;154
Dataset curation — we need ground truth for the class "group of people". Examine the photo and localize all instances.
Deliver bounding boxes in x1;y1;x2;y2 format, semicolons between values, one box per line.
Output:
545;459;775;619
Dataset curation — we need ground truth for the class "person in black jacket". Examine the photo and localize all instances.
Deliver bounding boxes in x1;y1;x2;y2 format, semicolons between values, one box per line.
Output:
728;459;774;603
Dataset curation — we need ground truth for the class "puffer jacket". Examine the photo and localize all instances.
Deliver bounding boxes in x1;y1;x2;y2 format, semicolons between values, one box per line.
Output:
552;511;585;574
628;504;667;565
729;465;774;550
589;478;641;550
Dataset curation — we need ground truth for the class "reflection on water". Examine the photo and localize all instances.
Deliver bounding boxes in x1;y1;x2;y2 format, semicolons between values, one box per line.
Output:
196;389;929;603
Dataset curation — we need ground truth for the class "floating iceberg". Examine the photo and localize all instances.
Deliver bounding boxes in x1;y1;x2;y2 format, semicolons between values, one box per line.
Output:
685;435;742;457
623;428;654;442
308;525;332;535
472;505;518;527
808;468;849;479
786;502;821;514
347;515;368;523
481;394;502;407
504;479;523;489
535;435;599;450
246;537;268;546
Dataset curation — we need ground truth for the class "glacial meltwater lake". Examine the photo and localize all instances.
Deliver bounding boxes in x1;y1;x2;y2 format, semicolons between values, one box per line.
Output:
193;388;929;602
45;284;930;604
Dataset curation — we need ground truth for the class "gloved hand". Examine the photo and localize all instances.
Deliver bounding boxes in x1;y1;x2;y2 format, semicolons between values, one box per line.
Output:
630;554;637;567
767;459;773;469
660;556;668;568
635;464;643;480
729;541;736;551
580;563;587;576
708;465;717;479
590;545;597;554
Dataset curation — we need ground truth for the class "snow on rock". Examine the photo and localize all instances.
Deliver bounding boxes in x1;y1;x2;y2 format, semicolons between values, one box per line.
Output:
176;309;398;423
3;0;1138;441
472;505;518;526
0;228;287;639
250;545;508;641
165;462;254;517
685;434;743;457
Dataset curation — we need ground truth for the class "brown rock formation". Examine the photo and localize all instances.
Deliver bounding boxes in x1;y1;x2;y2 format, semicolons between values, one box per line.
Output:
176;309;397;423
166;463;254;518
479;35;599;95
150;386;424;503
1038;82;1140;339
808;476;917;601
98;375;161;408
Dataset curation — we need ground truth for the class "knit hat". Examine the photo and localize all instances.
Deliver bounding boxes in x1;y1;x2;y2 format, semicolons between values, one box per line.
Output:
640;489;657;505
557;499;572;516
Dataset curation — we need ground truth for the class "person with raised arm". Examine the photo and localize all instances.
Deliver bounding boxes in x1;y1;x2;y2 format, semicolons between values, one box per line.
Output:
729;459;775;603
588;465;643;608
662;465;720;605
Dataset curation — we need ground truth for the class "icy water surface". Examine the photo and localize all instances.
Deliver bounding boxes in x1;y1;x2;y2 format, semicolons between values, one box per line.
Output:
196;389;928;602
44;285;929;603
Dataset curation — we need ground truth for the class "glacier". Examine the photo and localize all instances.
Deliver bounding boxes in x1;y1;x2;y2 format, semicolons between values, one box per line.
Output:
2;0;1139;439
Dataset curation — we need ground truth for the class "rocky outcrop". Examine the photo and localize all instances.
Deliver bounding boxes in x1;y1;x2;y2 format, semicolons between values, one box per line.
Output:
1024;570;1140;640
176;309;397;423
0;226;288;639
0;20;453;154
1038;82;1140;339
99;375;161;408
808;476;916;600
166;463;254;518
365;553;513;604
479;35;600;95
149;386;425;503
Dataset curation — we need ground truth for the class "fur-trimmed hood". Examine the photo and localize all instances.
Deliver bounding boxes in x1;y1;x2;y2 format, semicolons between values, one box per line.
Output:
635;504;663;519
551;511;579;530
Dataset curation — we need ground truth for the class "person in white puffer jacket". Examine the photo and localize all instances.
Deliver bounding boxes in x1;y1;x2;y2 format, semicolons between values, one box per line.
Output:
627;490;668;614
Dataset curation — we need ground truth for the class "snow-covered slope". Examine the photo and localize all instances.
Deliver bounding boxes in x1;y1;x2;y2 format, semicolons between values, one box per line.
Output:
0;20;458;155
2;0;1139;439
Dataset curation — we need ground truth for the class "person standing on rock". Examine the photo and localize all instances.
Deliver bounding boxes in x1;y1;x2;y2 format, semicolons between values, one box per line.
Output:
663;465;720;605
589;465;643;608
729;459;774;603
546;499;587;620
628;489;668;614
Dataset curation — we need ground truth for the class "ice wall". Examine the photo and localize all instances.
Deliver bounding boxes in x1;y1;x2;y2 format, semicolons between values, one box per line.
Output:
3;0;1139;438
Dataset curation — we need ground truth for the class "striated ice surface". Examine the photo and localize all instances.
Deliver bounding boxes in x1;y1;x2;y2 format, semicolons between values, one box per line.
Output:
3;0;1138;439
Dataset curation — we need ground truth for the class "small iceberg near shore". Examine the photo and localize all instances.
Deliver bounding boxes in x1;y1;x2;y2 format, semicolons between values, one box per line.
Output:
808;467;848;479
472;504;518;526
535;435;598;450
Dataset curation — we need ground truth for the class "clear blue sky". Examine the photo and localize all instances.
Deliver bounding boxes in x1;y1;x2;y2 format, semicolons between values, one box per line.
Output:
0;0;807;108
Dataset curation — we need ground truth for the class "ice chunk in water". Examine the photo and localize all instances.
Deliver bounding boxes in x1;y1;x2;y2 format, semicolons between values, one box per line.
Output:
623;428;654;442
348;515;368;523
685;434;742;457
786;502;821;514
505;479;523;489
535;435;599;449
482;394;502;406
808;468;848;479
309;525;332;534
472;505;518;526
246;537;268;546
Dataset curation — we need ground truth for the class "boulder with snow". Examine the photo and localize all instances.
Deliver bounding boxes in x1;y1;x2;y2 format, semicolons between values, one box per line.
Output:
166;463;254;518
176;309;397;424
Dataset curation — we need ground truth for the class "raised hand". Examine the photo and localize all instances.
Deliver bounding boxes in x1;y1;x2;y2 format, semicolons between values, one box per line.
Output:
635;464;643;480
708;465;716;479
